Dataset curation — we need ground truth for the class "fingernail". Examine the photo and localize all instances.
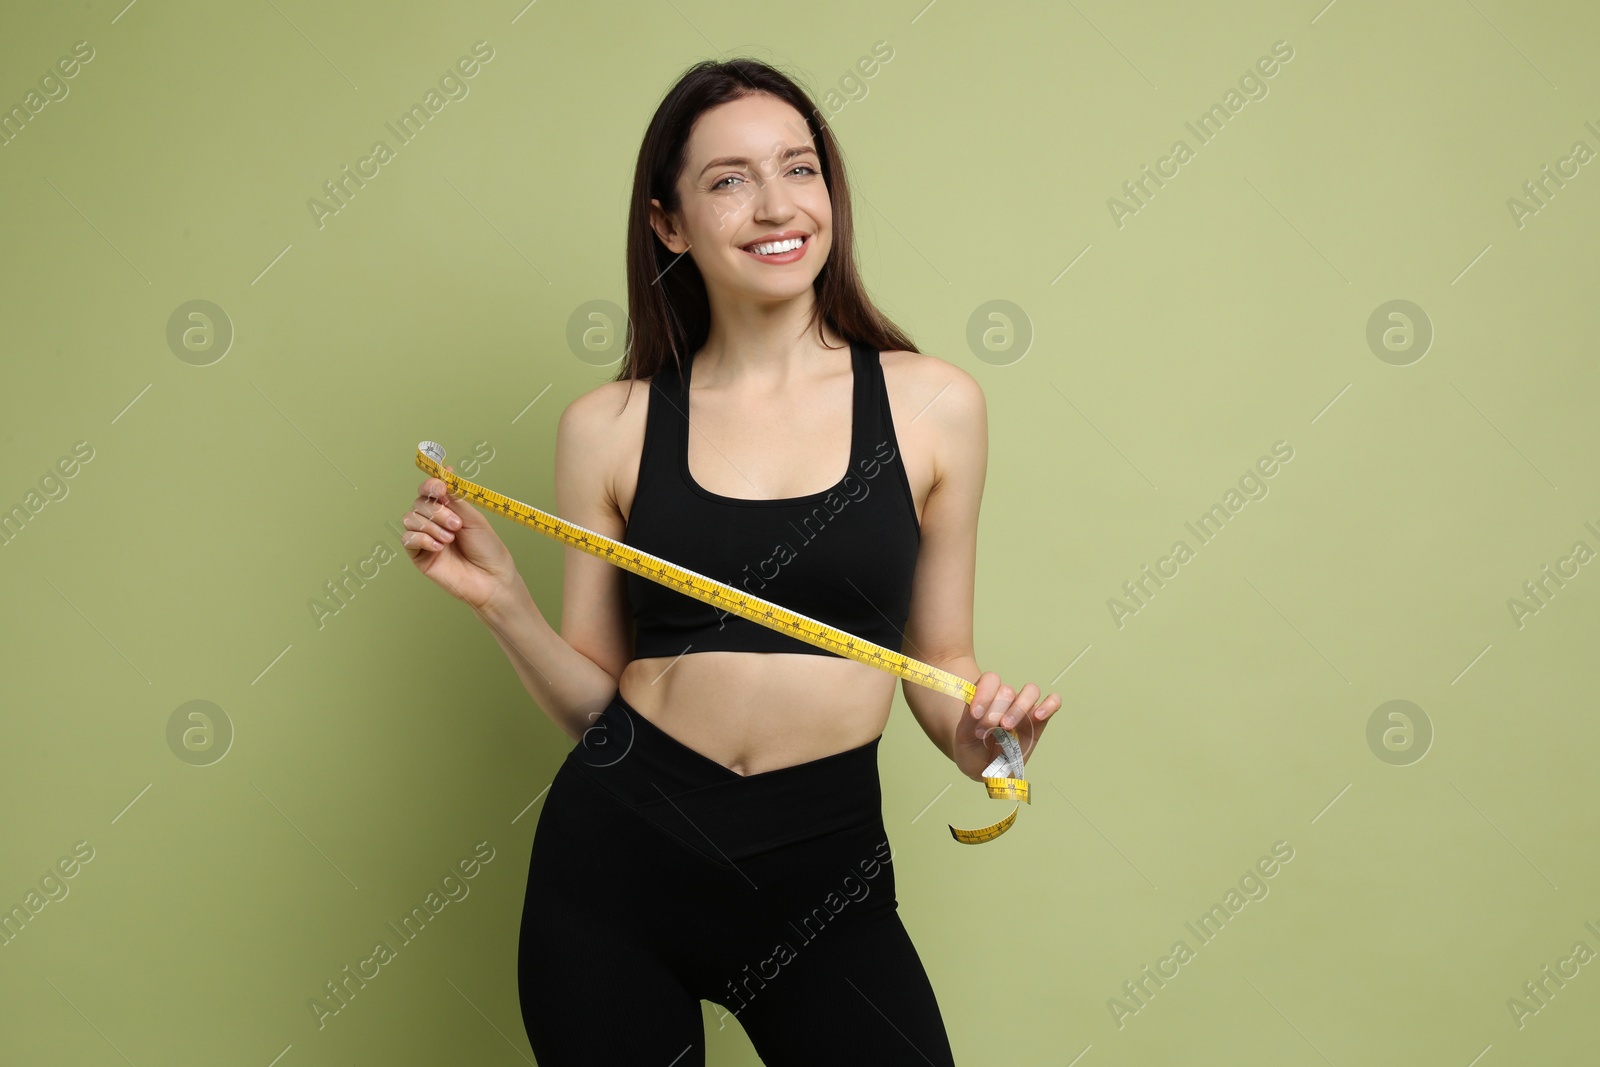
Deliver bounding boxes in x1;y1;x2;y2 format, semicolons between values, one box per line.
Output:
1001;716;1014;729
972;703;985;717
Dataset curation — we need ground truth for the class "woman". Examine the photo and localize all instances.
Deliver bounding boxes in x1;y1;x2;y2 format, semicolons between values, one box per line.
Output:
402;57;1062;1066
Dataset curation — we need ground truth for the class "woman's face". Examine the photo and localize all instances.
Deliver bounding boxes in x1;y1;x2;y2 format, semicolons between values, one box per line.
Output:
649;93;832;306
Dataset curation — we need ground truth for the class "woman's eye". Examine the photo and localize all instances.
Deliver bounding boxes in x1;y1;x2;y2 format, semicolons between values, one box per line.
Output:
713;164;817;190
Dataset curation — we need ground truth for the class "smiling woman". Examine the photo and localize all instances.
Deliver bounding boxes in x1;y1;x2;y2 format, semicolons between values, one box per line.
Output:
400;53;1062;1067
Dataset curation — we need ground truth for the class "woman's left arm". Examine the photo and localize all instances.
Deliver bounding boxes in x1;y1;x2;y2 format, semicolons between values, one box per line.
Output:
897;359;1062;781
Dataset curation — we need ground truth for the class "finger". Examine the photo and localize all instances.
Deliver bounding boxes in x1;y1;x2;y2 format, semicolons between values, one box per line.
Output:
420;465;462;500
978;683;1017;738
402;527;445;555
438;466;483;513
968;671;1002;723
414;496;463;534
1033;692;1062;720
972;687;1011;739
998;683;1042;729
1014;693;1062;759
403;509;456;545
979;687;1017;739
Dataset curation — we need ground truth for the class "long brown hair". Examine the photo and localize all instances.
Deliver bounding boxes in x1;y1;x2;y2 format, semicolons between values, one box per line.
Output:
616;57;918;403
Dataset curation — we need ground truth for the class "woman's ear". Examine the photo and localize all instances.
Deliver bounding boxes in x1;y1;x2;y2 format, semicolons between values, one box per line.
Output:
648;198;690;254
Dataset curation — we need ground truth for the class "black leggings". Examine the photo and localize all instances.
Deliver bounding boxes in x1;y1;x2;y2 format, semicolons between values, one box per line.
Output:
517;690;956;1066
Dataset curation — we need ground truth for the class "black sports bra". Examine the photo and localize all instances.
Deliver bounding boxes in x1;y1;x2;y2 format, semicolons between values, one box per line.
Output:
623;340;922;659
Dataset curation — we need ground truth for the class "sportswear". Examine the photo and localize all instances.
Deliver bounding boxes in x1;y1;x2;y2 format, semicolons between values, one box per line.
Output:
623;340;921;658
517;690;957;1066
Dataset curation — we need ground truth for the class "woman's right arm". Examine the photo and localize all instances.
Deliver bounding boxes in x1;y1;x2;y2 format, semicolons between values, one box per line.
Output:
402;384;639;743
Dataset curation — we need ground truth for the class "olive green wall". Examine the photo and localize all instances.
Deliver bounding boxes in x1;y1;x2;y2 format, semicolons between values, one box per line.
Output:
2;1;1597;1064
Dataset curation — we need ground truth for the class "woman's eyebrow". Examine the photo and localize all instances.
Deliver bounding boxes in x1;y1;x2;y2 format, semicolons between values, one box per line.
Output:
698;144;817;177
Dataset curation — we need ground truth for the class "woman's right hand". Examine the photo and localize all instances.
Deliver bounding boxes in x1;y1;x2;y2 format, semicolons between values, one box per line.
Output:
402;467;519;611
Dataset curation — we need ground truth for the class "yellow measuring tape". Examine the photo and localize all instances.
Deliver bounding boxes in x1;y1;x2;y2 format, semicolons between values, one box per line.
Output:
415;441;1030;844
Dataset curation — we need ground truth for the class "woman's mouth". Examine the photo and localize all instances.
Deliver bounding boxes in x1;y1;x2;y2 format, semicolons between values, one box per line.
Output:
740;234;809;264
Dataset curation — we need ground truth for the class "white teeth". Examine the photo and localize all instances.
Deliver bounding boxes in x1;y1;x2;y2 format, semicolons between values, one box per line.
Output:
747;237;804;255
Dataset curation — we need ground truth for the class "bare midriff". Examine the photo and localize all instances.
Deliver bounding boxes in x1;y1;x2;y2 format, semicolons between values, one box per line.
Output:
616;652;897;776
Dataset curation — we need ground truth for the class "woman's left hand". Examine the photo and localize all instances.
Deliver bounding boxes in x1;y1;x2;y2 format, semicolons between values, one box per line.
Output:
953;671;1062;782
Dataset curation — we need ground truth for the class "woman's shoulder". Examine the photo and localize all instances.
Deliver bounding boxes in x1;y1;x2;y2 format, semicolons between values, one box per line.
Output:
880;347;980;385
555;376;658;515
556;375;656;467
561;373;654;427
878;349;986;426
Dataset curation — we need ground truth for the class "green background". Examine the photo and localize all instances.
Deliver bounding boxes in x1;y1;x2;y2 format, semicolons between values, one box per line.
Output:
3;0;1597;1064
